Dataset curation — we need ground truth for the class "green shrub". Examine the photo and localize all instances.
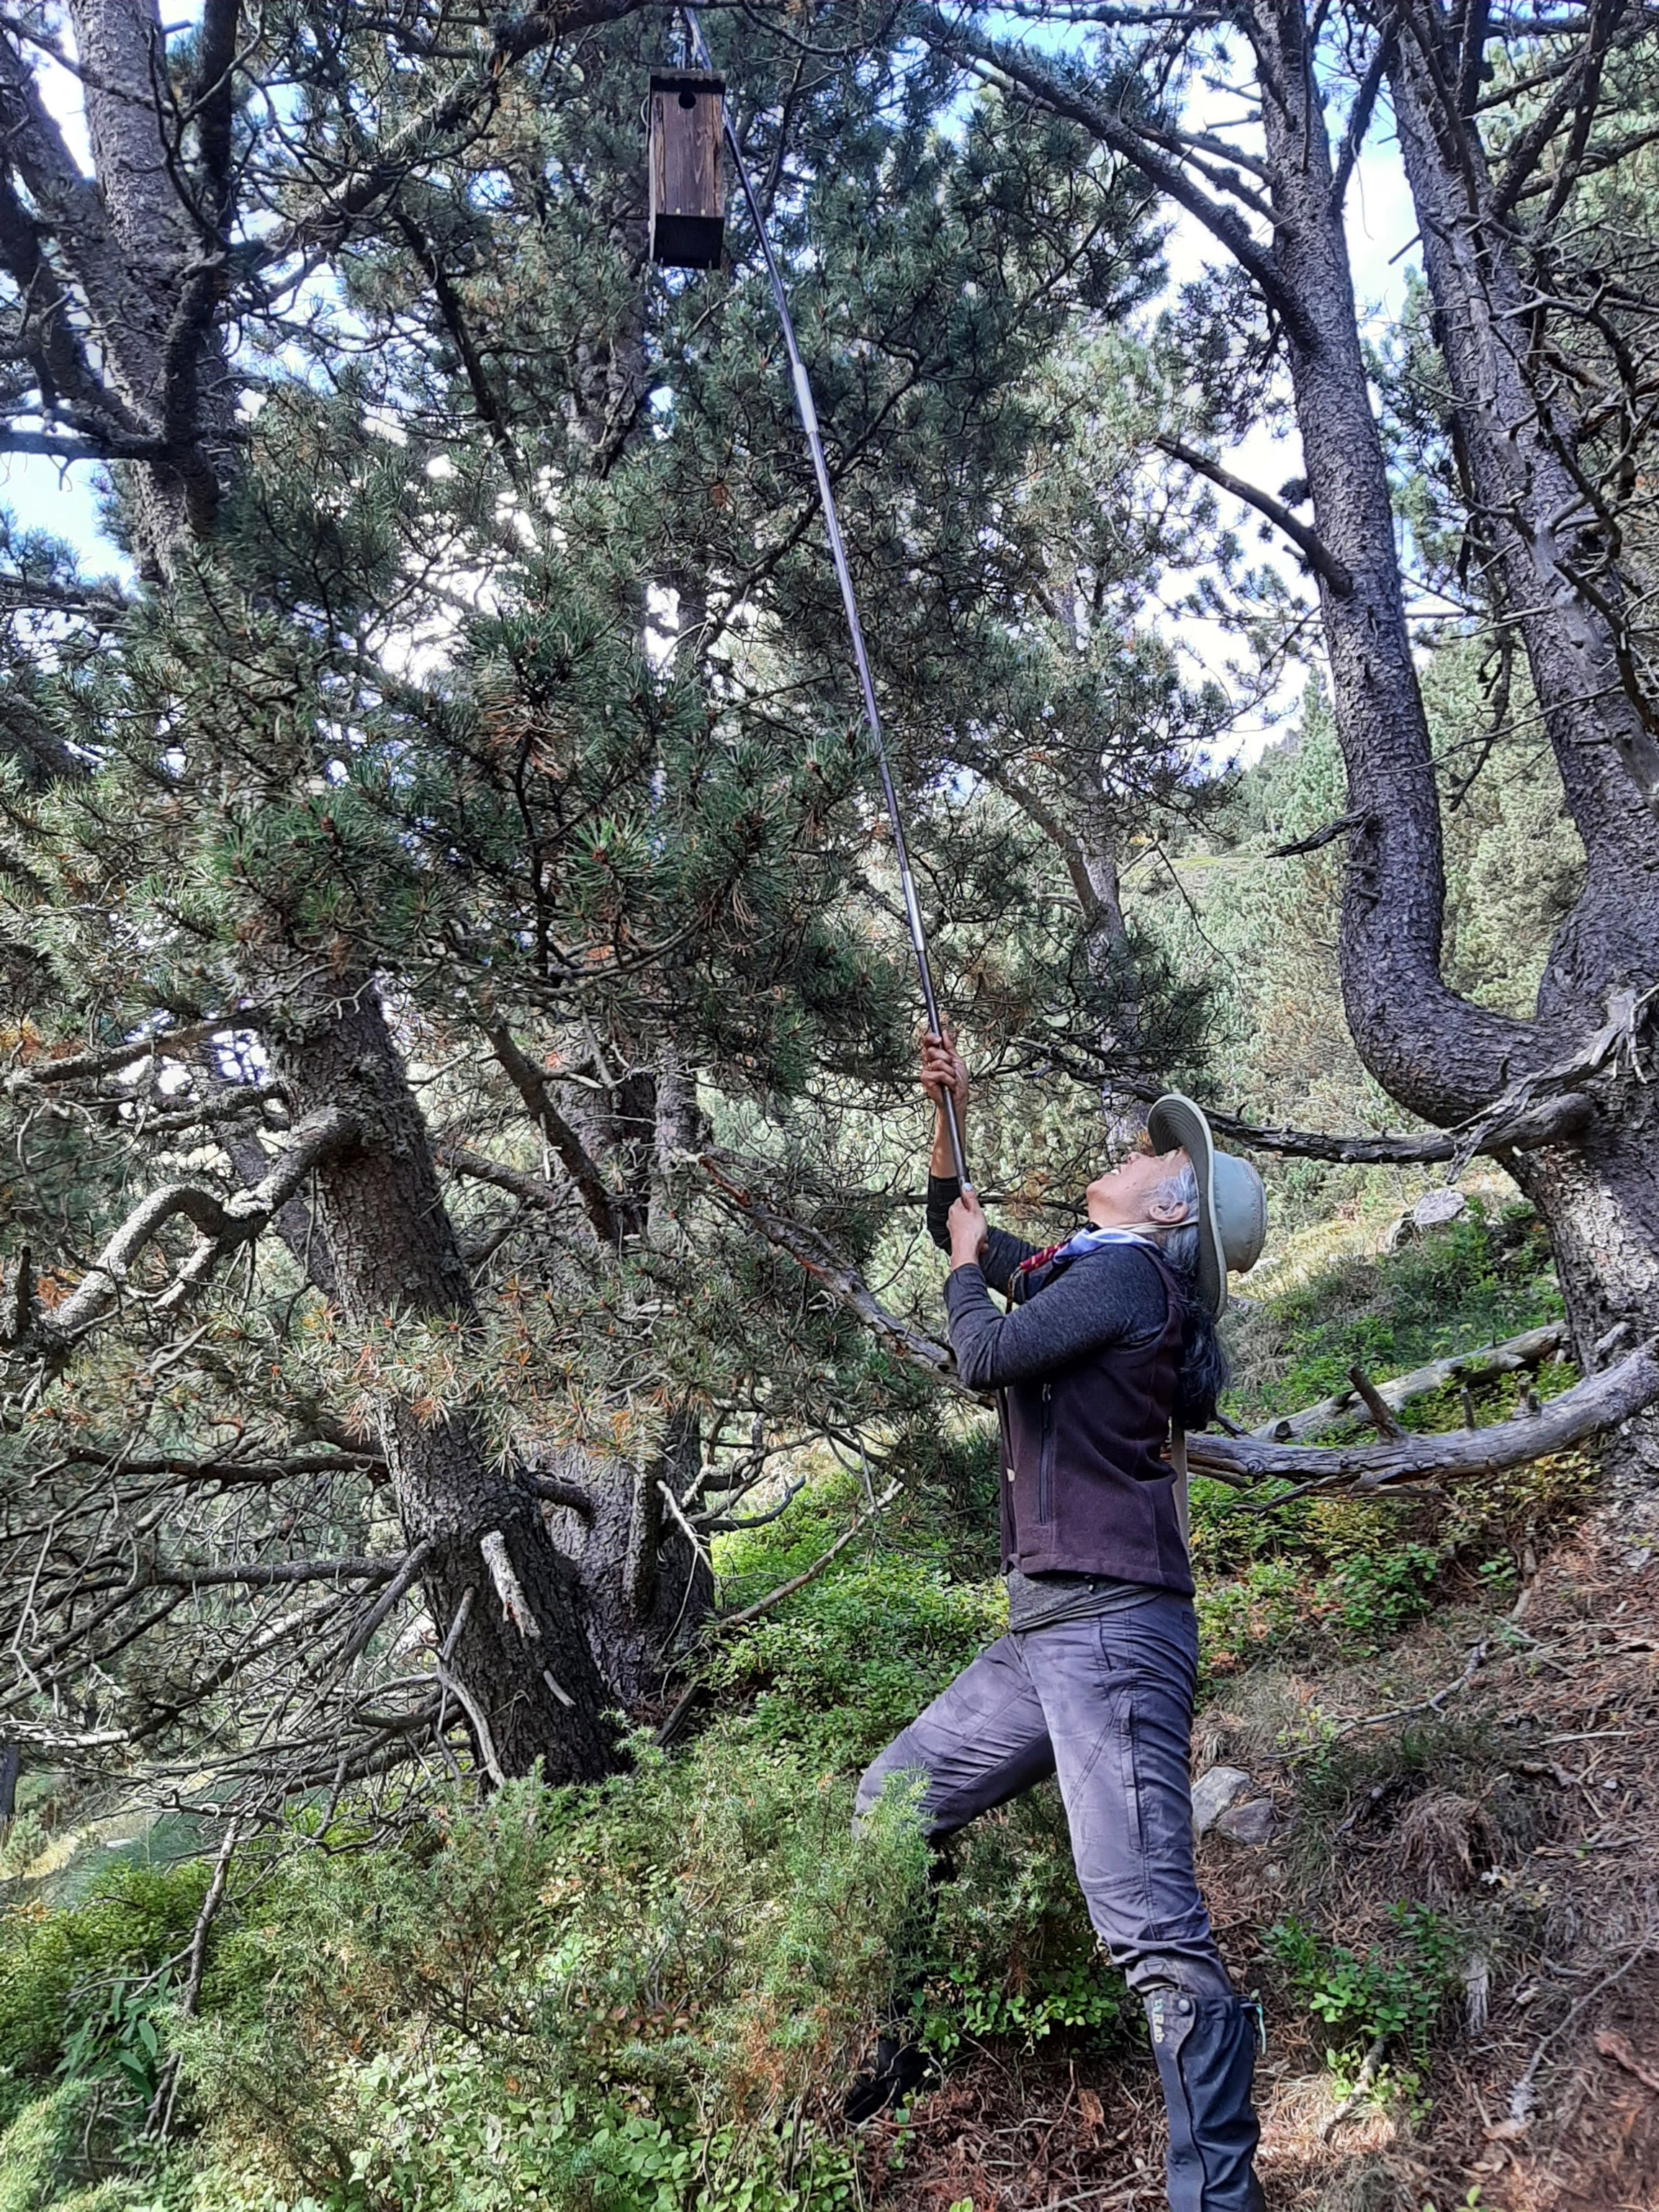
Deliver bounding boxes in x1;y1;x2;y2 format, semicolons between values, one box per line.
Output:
1264;1904;1464;2062
182;2042;860;2212
704;1557;1004;1770
0;1863;208;2126
0;2081;158;2212
1225;1200;1561;1430
176;1741;930;2209
920;1786;1129;2059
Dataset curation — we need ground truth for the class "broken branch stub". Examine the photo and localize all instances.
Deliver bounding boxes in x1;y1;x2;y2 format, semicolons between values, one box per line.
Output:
480;1528;541;1639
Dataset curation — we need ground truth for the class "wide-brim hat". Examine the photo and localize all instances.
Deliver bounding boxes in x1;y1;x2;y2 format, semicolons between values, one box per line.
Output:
1145;1092;1266;1319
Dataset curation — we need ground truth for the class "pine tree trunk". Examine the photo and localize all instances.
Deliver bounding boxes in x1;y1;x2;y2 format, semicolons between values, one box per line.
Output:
276;985;620;1783
546;1414;712;1711
558;1046;713;1706
1388;33;1659;994
1382;28;1659;1399
1251;0;1659;1443
1251;0;1534;1123
1508;1086;1659;1369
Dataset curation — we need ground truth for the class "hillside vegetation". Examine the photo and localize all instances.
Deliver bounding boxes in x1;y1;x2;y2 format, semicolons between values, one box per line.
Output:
4;1107;1632;2211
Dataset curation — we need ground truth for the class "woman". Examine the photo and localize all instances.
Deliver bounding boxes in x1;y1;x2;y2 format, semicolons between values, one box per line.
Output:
854;1031;1267;2212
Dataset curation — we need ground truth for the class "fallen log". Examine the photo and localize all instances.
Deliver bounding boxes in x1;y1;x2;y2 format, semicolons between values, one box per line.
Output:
1189;1340;1659;1500
1254;1323;1568;1443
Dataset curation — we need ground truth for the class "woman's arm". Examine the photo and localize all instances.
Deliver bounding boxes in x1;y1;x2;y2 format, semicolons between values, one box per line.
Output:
919;1030;1039;1282
928;1174;1040;1289
943;1245;1166;1392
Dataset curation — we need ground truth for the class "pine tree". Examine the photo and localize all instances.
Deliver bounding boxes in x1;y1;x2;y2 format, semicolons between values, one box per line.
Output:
915;0;1659;1485
0;4;1214;1796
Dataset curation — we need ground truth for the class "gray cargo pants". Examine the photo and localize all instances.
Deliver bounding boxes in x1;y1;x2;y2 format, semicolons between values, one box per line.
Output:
855;1591;1231;2000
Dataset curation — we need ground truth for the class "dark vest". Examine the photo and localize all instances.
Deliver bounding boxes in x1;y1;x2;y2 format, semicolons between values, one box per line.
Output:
995;1241;1192;1594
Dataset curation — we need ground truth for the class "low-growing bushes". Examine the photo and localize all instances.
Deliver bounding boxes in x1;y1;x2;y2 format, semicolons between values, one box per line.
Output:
0;1859;210;2139
1264;1902;1467;2082
173;1740;929;2211
920;1786;1130;2059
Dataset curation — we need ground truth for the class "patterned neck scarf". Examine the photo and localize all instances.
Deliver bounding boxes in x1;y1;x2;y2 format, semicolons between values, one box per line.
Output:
1017;1224;1161;1277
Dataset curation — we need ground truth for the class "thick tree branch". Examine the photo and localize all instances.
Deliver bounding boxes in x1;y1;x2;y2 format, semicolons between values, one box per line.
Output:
486;1025;620;1242
17;1106;357;1346
0;572;129;623
911;7;1318;349
1254;1323;1568;1444
0;25;161;433
1016;1042;1597;1163
433;1141;567;1215
1331;16;1401;211
1269;811;1368;856
517;1469;598;1518
217;1114;339;1298
1188;1338;1659;1494
48;1446;382;1483
698;1153;968;1393
0;172;120;433
152;1551;413;1589
1156;434;1354;595
0;429;163;461
394;206;521;475
3;1020;241;1091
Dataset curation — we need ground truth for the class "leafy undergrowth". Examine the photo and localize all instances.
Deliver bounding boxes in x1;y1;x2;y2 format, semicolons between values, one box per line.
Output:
1193;1197;1587;1679
0;1204;1639;2212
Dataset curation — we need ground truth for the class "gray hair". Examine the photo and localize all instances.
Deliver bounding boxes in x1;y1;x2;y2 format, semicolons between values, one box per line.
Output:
1151;1160;1200;1278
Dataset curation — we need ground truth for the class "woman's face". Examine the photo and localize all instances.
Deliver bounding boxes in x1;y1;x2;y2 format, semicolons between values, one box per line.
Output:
1084;1145;1193;1232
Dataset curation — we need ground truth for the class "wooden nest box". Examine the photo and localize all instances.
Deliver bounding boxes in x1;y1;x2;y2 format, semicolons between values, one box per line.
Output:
648;71;726;269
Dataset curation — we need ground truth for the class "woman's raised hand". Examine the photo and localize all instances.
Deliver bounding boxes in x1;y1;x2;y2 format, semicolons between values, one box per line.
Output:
919;1028;968;1116
947;1185;989;1272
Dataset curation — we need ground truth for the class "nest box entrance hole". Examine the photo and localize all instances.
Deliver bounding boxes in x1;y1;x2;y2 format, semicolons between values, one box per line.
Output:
648;71;726;269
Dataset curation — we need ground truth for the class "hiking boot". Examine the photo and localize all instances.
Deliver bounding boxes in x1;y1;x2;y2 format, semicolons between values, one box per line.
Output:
1144;1990;1264;2211
842;2035;935;2123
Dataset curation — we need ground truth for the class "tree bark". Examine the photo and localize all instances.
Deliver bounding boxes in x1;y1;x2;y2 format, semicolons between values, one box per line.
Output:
0;4;696;1785
1388;19;1659;935
1250;0;1539;1123
1226;4;1659;1411
545;1413;714;1710
276;984;619;1783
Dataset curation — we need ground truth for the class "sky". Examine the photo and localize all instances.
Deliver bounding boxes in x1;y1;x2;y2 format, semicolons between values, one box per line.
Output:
0;9;1424;752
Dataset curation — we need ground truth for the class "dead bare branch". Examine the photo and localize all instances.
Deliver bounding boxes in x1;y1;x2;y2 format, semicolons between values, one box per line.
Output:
1255;1323;1568;1442
16;1106;357;1348
1189;1339;1659;1496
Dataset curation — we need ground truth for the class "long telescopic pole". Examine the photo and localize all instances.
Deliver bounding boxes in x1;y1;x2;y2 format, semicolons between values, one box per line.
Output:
681;7;969;1187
